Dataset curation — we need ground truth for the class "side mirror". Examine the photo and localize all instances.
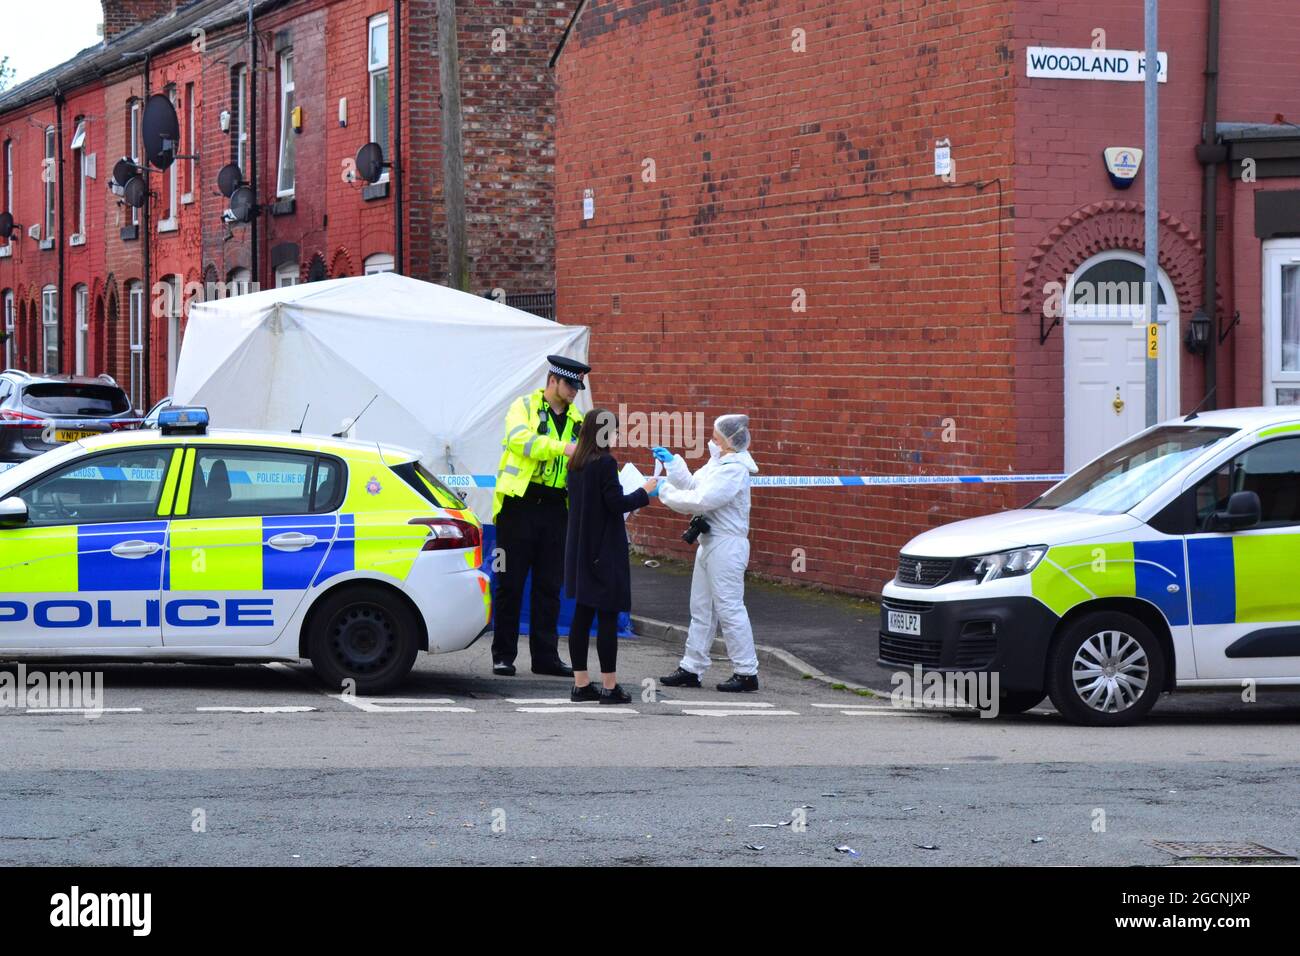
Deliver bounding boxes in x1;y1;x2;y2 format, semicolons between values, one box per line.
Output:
0;496;28;527
1211;490;1261;532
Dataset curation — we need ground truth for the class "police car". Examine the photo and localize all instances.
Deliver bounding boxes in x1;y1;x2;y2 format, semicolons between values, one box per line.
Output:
0;407;490;693
881;406;1300;726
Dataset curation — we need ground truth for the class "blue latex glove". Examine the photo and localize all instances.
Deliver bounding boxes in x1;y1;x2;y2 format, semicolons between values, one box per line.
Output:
652;446;674;464
647;480;661;498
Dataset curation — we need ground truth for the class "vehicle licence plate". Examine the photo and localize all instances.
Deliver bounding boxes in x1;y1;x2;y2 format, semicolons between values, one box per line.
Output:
887;610;921;636
55;429;97;443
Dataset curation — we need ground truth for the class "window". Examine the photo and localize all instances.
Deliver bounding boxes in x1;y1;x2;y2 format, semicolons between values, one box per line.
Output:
2;290;14;367
227;267;252;297
159;85;178;229
2;139;12;246
1194;438;1300;529
74;284;88;375
128;99;141;226
43;126;56;240
275;263;299;288
1264;240;1300;406
18;448;172;526
183;82;195;200
363;253;394;275
162;274;182;392
368;14;390;178
188;449;342;518
277;52;296;197
70;120;88;241
127;281;145;410
41;285;58;374
232;65;249;171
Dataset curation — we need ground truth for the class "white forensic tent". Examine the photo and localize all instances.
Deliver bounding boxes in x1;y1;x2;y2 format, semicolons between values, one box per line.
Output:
172;272;590;519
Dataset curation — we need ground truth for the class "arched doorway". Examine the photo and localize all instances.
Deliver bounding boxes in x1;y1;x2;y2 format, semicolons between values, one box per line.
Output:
1063;250;1181;471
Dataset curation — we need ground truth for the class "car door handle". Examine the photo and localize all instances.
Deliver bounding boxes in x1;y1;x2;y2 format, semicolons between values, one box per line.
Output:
267;532;319;552
110;540;161;559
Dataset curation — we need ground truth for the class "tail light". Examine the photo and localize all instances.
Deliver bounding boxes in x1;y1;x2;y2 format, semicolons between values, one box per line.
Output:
110;419;136;430
407;516;482;551
0;409;47;429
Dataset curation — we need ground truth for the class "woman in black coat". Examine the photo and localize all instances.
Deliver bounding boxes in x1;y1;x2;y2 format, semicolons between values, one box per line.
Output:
564;407;659;704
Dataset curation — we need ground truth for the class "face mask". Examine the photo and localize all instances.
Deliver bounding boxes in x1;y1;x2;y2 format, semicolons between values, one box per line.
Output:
708;440;721;459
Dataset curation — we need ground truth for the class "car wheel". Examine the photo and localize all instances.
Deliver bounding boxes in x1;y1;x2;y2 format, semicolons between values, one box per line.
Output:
1046;611;1166;727
995;690;1046;716
307;585;419;695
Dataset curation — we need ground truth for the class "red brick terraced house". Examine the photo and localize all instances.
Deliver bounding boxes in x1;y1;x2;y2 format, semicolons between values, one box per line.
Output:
552;0;1300;596
0;0;567;410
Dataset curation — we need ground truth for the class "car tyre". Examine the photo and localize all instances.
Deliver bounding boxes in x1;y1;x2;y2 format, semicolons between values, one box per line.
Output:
307;585;420;695
1046;611;1166;727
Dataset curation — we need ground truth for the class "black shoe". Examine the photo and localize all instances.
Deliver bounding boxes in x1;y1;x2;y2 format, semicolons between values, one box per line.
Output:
599;684;632;705
716;673;759;693
660;667;702;688
570;682;601;703
531;661;575;678
492;661;516;676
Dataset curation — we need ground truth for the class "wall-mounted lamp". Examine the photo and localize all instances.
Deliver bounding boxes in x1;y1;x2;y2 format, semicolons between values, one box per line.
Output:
1185;307;1212;355
218;109;231;133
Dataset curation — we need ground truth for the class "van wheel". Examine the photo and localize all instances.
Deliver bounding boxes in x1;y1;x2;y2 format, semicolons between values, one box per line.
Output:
307;585;419;695
1046;611;1165;726
996;691;1046;715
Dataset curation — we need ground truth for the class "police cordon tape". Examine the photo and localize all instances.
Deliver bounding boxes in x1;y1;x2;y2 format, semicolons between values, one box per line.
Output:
430;473;1068;489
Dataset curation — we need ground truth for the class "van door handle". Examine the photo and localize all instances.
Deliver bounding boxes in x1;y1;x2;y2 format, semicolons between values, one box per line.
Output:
268;532;319;552
110;540;161;559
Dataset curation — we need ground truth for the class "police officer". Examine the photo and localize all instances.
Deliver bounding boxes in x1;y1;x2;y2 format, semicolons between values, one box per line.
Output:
489;355;590;677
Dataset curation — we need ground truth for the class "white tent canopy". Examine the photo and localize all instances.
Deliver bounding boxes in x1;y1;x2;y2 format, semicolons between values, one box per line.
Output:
172;272;590;519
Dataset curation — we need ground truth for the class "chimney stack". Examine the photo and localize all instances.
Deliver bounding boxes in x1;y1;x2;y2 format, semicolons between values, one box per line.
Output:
100;0;181;41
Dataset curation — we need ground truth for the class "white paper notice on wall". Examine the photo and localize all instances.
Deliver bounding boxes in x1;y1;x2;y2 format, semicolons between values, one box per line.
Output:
583;188;595;221
934;140;952;177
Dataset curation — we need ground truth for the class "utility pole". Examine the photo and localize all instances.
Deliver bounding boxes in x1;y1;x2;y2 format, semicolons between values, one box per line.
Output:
1143;0;1160;426
437;0;468;291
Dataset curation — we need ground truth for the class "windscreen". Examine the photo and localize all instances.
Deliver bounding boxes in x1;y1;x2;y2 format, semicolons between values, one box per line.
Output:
23;383;131;416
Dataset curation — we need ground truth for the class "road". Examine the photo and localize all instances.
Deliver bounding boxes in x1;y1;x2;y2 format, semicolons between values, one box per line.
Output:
1;636;1297;866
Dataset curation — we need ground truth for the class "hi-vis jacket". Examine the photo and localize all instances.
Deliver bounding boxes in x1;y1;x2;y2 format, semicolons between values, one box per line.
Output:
492;389;583;519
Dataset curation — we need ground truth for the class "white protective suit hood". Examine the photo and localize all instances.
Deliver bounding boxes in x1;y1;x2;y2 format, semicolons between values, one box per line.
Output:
658;449;758;538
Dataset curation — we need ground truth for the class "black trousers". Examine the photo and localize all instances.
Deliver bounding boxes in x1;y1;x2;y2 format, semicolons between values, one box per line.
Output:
491;492;568;667
568;603;620;674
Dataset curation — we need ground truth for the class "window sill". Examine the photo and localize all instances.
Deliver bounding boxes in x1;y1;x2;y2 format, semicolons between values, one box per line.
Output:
38;238;54;251
0;245;10;259
158;219;178;234
270;197;295;216
361;181;390;201
69;234;86;247
120;224;139;242
181;193;194;205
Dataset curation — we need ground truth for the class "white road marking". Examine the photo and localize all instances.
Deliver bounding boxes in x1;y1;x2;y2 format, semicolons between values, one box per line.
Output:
196;706;317;714
679;709;800;718
24;708;143;715
333;695;475;714
811;703;883;709
658;700;774;708
514;707;638;715
506;698;584;704
840;709;946;718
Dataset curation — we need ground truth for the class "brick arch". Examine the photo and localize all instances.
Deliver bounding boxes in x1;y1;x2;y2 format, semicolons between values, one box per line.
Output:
1021;200;1208;320
329;247;355;279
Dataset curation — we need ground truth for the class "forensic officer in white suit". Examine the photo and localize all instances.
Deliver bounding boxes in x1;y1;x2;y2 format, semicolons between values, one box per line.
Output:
651;414;760;692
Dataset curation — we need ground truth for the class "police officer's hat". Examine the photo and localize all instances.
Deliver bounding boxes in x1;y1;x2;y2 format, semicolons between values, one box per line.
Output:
546;354;590;391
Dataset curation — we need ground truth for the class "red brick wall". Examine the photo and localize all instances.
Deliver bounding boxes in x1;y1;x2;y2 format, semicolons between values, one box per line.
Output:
101;0;180;40
555;0;1020;595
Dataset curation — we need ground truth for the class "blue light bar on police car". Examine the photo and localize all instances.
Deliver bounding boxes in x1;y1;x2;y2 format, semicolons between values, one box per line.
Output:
157;406;210;435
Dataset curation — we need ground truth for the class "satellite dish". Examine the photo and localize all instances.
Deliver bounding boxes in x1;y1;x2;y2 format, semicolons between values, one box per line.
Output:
0;212;13;239
112;157;139;188
123;176;147;208
217;163;244;198
355;142;388;184
141;93;181;170
228;185;256;223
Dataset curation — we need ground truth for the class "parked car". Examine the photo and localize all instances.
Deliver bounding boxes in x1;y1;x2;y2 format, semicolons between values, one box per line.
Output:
880;406;1300;726
0;370;136;465
0;404;491;693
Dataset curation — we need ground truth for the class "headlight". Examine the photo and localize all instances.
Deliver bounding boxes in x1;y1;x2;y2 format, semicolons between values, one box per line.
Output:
968;546;1047;584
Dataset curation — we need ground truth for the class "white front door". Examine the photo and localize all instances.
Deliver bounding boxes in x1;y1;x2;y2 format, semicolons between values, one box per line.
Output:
1063;252;1180;471
1263;239;1300;406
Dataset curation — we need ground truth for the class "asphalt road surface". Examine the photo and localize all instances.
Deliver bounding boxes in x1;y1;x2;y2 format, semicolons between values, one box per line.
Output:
1;636;1297;866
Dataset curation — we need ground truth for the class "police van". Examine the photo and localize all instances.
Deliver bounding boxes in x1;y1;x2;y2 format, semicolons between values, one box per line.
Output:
0;407;490;693
881;406;1300;726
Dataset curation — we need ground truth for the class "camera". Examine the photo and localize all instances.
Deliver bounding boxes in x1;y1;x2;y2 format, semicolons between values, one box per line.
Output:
682;515;711;544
